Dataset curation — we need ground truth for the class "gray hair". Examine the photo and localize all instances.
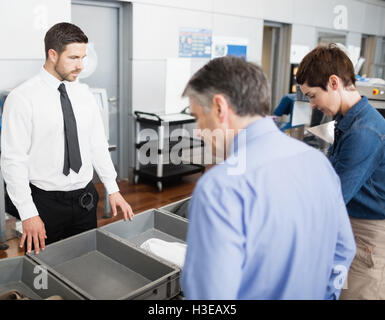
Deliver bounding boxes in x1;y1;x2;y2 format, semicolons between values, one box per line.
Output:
182;56;271;116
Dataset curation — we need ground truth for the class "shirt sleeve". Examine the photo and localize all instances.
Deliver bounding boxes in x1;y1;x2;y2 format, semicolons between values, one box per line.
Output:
181;177;245;299
88;91;119;194
333;128;384;205
325;186;356;300
0;91;39;221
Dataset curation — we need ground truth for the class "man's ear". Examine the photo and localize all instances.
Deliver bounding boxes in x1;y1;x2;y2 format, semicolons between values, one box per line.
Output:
47;49;59;64
212;94;230;124
328;75;340;91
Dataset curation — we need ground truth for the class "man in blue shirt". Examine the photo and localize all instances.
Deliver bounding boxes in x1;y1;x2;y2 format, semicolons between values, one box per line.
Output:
296;44;385;300
180;56;356;300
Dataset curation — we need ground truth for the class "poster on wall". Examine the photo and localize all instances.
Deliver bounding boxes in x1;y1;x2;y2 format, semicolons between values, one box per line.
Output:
178;28;212;58
211;37;248;60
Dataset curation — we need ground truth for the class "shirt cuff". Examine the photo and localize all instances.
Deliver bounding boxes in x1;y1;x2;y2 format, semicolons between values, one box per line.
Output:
103;180;119;195
17;202;39;221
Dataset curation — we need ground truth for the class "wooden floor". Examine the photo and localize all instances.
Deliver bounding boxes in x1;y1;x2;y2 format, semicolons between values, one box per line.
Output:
0;173;201;260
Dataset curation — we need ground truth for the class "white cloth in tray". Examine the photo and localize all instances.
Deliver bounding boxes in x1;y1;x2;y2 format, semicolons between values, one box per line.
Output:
140;238;187;268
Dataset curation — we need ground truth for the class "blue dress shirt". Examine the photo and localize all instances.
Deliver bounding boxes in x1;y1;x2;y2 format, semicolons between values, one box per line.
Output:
329;97;385;220
181;118;356;300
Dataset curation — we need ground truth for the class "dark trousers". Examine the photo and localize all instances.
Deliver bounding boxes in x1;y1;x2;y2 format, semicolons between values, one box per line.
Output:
6;182;99;247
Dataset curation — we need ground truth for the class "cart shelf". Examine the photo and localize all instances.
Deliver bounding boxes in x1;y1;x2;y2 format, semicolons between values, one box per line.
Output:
134;110;205;191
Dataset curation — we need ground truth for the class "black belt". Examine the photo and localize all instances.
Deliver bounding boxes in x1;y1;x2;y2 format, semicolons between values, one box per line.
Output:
30;182;95;211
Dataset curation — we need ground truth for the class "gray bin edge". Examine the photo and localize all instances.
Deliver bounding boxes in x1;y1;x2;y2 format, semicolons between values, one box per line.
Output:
27;229;180;300
0;255;86;300
158;198;190;221
100;209;188;270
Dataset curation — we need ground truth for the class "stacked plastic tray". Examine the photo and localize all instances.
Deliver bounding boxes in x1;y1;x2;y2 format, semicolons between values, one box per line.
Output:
159;197;191;220
1;200;190;300
0;256;84;300
101;209;187;262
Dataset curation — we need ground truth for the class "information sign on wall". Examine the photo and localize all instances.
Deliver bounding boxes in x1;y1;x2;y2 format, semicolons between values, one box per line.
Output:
179;28;212;58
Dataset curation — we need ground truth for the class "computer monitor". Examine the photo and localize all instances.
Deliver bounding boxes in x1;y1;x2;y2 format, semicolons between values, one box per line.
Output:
90;88;109;141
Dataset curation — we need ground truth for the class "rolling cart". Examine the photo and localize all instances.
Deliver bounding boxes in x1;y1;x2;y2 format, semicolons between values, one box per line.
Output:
134;110;205;191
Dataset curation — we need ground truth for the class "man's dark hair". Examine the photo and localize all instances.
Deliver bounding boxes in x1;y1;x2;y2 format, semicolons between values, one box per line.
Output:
44;22;88;59
182;56;271;117
296;44;356;91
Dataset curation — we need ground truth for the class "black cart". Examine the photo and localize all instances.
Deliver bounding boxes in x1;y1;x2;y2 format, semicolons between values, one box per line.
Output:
134;111;205;191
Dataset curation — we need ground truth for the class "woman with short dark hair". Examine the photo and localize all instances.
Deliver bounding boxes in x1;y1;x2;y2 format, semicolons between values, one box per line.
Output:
297;44;385;300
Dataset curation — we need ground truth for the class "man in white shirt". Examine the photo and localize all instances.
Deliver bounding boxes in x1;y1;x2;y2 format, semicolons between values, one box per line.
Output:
1;22;133;254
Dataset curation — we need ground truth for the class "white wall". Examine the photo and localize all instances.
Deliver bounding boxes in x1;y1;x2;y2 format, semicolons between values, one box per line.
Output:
128;0;385;114
124;0;385;169
130;1;265;114
212;13;263;65
289;25;318;65
131;3;213;113
1;0;384;173
128;0;384;35
383;7;385;36
0;0;71;59
0;0;71;91
1;0;384;97
346;32;363;48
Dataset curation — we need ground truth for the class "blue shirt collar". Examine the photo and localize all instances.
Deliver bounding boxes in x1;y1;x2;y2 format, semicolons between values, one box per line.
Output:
335;96;369;132
229;117;279;157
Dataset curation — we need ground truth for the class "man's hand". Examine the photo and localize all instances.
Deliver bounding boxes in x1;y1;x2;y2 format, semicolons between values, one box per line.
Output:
20;216;47;254
109;192;134;221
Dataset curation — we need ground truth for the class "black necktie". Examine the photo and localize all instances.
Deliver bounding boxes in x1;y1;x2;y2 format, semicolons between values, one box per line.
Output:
58;83;82;176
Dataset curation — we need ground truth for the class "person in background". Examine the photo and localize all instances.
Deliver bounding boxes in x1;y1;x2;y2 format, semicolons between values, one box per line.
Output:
272;93;296;131
296;44;385;300
180;56;356;300
1;22;133;255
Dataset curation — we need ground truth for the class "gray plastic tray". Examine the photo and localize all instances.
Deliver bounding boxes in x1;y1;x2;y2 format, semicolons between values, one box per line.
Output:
158;198;190;219
0;256;84;300
101;209;188;248
27;229;180;300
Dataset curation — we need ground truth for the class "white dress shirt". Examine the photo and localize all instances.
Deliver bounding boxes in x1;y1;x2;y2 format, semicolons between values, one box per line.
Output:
1;67;119;221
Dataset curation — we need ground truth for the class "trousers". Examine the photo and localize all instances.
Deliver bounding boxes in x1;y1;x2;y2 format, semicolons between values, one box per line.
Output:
6;181;99;247
339;217;385;300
